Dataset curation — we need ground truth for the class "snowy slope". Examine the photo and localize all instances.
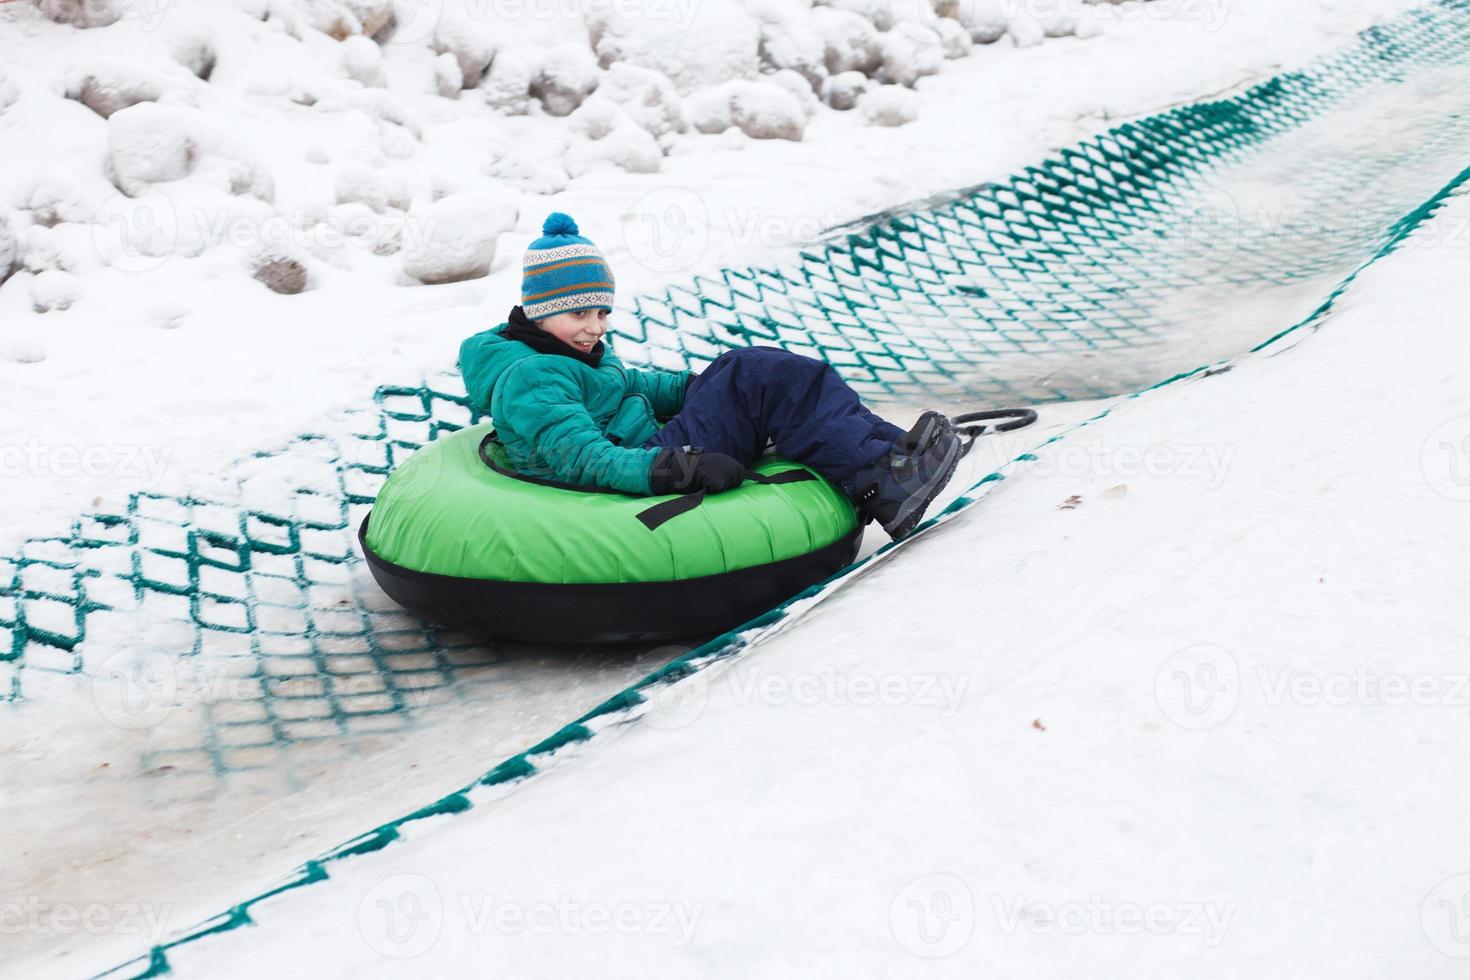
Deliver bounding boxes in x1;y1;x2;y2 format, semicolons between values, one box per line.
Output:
0;1;1452;977
0;0;1416;549
158;188;1470;980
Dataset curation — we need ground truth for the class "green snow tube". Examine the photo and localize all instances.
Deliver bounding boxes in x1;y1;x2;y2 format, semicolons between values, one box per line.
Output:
359;423;863;643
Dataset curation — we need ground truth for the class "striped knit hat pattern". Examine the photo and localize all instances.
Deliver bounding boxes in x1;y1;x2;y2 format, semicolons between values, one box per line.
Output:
521;212;615;320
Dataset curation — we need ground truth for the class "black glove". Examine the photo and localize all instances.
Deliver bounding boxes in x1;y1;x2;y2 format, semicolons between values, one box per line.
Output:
649;448;746;495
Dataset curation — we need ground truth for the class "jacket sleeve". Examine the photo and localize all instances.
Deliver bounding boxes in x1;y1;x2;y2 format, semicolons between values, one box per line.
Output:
625;366;691;420
497;360;660;495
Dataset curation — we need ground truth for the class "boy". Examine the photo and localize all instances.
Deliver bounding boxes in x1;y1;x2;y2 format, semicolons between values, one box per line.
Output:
458;213;961;540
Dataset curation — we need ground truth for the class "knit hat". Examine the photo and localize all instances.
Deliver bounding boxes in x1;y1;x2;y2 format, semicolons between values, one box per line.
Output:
520;212;615;320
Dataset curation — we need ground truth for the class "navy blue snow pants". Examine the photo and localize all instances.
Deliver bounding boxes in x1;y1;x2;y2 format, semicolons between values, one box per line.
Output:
642;346;905;488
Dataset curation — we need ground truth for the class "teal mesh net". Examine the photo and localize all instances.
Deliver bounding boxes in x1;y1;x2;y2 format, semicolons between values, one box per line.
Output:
5;0;1470;790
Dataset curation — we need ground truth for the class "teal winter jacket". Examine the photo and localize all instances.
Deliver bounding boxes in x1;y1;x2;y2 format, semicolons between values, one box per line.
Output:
458;325;691;495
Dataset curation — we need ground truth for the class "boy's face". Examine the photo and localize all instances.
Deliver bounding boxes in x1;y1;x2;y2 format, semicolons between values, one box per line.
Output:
538;309;610;354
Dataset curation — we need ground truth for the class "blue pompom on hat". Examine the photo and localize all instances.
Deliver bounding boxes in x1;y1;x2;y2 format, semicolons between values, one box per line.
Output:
521;212;615;320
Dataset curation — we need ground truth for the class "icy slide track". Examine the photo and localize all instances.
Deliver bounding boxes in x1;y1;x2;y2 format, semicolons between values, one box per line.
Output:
1;3;1467;975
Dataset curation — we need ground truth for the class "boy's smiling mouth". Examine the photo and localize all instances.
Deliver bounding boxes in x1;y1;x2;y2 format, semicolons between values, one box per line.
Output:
571;339;597;352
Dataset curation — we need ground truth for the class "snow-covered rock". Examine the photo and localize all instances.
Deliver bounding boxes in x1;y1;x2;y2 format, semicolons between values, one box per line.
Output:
878;27;943;86
565;123;662;177
587;0;760;95
334;164;408;213
170;26;218;80
1009;12;1046;48
106;104;274;201
952;0;1009;43
251;249;310;294
812;7;883;76
433;18;495;89
0;61;20;114
859;83;919;125
729;80;806;140
769;69;820;118
36;0;125;28
22;225;72;273
1037;8;1079;38
0;216;16;286
745;0;828;88
340;35;387;87
67;58;197;119
30;269;81;312
688;85;734;134
400;192;515;285
299;0;393;39
934;18;973;58
821;70;867;110
482;52;534;115
485;147;570;196
325;202;401;256
568;94;622;141
14;175;94;228
688;79;805;140
531;43;600;117
106;104;194;196
432;52;462;98
597;63;684;138
817;0;894;31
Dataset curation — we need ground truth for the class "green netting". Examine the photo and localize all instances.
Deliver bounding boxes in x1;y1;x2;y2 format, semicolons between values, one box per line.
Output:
5;0;1470;792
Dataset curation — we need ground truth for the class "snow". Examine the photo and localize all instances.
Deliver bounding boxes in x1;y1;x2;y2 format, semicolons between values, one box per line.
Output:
158;185;1470;980
0;0;1445;975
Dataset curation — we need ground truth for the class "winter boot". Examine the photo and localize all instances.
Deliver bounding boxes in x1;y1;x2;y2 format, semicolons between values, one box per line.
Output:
841;411;961;540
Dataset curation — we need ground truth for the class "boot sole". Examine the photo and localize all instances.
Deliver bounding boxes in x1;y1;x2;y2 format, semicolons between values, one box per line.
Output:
881;434;962;540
